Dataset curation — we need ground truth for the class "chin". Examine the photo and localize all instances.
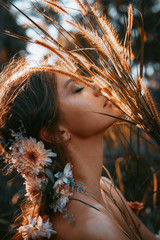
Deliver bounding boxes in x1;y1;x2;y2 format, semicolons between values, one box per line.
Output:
113;107;121;118
105;104;121;118
102;108;121;129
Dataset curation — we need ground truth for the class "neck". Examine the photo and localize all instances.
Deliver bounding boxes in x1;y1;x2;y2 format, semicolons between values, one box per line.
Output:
66;133;104;202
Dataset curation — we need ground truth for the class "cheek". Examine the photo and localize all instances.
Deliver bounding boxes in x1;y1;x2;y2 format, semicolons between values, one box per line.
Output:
59;100;95;137
59;100;120;138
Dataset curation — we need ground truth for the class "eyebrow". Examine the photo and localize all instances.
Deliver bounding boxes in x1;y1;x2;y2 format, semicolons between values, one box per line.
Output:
64;78;75;88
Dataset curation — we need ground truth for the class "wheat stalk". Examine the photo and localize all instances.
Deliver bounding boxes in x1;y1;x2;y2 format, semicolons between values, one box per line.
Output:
2;0;160;146
142;84;160;125
43;0;69;15
75;0;88;15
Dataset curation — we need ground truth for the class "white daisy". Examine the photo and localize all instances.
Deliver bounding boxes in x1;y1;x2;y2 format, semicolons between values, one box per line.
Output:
18;215;37;240
54;163;72;191
63;163;72;178
18;215;56;240
36;216;57;238
53;163;73;212
53;196;70;213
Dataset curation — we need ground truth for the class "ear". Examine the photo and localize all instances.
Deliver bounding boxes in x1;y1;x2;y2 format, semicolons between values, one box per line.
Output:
58;126;71;142
39;127;52;143
39;126;70;143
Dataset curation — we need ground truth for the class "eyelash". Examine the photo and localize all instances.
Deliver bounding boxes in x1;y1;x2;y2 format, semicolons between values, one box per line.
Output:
73;87;84;94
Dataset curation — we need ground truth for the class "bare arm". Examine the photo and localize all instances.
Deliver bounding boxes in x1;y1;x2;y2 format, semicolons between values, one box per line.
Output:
100;177;157;240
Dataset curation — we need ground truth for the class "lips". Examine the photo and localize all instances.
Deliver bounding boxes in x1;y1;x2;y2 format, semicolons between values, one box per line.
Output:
103;99;108;107
103;98;112;107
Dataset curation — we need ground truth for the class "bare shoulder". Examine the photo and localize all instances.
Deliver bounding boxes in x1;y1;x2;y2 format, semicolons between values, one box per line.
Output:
100;177;157;240
100;176;119;193
100;176;126;208
74;210;130;240
51;202;129;240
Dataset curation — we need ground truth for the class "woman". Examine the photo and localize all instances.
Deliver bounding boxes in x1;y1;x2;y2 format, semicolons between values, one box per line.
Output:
0;58;157;240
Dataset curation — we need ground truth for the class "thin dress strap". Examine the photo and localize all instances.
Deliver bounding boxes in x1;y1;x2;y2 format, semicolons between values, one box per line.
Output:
69;197;101;212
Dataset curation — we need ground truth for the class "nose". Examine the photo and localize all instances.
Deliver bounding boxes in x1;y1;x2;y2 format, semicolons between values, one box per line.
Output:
91;83;101;97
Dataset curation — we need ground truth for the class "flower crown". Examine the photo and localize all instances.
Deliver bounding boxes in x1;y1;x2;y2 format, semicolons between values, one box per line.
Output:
1;127;85;239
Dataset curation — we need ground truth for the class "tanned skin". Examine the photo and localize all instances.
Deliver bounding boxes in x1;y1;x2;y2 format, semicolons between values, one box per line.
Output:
40;73;157;240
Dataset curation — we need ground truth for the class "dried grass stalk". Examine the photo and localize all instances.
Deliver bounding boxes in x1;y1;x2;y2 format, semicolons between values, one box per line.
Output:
142;84;160;125
115;157;124;194
127;4;134;38
75;0;88;15
43;0;69;15
3;0;160;146
151;168;157;209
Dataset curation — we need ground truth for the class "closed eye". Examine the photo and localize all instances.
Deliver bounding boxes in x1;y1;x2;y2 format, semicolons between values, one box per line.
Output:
73;87;84;94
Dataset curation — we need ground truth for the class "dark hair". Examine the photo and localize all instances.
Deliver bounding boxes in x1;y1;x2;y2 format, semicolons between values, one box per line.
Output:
0;59;69;168
0;59;68;239
2;71;58;141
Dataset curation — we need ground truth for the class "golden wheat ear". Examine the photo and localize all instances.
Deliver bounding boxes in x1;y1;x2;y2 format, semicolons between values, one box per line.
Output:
43;0;69;15
75;0;88;15
142;84;160;125
3;0;160;145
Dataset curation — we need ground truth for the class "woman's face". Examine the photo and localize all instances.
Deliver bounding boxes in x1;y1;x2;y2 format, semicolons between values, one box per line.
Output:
56;73;120;138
